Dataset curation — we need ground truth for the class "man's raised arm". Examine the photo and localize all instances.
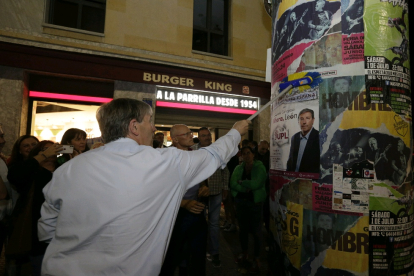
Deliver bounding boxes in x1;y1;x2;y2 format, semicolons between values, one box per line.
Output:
179;120;250;187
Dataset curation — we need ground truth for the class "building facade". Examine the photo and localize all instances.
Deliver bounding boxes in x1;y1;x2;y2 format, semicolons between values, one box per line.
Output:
0;0;271;153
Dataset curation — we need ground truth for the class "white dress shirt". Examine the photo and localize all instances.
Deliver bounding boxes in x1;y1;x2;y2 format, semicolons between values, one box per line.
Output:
38;129;240;276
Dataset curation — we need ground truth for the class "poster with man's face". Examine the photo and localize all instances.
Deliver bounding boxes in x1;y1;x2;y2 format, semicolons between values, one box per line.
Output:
270;96;320;178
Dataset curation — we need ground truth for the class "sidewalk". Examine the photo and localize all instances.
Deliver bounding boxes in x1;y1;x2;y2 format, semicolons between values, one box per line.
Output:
204;207;270;276
0;207;271;276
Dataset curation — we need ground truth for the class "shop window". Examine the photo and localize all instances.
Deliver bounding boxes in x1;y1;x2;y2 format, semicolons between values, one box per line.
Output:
31;101;101;143
46;0;106;33
192;0;229;56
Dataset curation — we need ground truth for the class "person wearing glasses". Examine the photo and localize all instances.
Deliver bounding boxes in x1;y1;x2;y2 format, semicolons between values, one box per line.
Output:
38;99;249;275
160;124;210;275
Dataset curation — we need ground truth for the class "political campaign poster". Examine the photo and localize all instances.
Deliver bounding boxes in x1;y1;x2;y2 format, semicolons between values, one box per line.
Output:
364;0;411;119
270;94;320;179
369;189;414;275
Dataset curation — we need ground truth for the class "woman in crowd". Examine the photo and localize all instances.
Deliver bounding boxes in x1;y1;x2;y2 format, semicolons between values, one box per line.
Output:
4;135;39;274
57;128;88;165
230;146;267;273
7;140;62;276
7;135;39;167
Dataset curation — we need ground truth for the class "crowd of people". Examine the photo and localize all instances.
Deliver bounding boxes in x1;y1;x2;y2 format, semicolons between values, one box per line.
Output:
154;126;272;275
0;98;272;275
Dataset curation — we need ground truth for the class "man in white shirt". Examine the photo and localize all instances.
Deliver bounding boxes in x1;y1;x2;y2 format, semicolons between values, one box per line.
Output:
38;98;249;276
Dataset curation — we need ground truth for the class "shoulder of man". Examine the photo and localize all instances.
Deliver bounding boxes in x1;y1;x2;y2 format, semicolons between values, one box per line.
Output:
310;128;319;136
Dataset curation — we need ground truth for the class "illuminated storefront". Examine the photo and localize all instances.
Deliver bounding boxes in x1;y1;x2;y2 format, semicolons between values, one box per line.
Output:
0;42;270;153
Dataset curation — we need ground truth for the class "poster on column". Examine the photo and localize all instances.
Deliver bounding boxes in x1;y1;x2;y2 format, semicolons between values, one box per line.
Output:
331;162;373;214
341;0;365;64
268;177;305;275
369;187;414;275
270;93;320;179
318;75;365;132
335;99;412;187
300;210;369;275
271;0;341;85
364;0;411;119
318;89;412;188
280;201;304;270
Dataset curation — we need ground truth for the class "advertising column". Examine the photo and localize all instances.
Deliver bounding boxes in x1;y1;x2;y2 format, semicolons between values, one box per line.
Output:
269;0;413;275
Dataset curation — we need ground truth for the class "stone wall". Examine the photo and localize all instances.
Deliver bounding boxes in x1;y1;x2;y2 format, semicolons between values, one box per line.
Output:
0;65;26;156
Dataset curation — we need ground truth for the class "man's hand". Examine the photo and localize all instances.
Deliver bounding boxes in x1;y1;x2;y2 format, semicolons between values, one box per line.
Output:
181;200;205;214
232;120;251;136
198;186;210;197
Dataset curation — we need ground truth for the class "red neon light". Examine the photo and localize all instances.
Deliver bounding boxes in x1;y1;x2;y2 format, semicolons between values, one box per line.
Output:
29;91;112;103
156;101;256;115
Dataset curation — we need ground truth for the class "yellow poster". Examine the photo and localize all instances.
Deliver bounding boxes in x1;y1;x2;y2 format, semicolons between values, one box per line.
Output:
339;92;410;147
323;216;369;273
282;201;304;269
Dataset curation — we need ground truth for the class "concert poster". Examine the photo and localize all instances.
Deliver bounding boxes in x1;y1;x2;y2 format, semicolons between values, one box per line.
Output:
332;162;372;214
279;201;304;270
271;0;341;84
364;0;411;119
369;190;414;275
269;0;413;275
321;127;410;183
341;0;365;65
300;210;368;275
342;0;364;35
313;182;334;213
318;75;365;131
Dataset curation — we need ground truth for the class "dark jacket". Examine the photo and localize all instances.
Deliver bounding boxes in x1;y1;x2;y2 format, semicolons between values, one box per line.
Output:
286;128;320;173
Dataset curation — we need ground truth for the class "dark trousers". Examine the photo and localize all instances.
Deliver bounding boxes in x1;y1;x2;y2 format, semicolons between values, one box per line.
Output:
160;208;207;276
235;198;263;257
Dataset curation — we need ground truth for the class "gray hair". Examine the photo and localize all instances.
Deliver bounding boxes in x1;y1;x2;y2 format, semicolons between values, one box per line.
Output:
298;108;314;119
96;98;152;143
